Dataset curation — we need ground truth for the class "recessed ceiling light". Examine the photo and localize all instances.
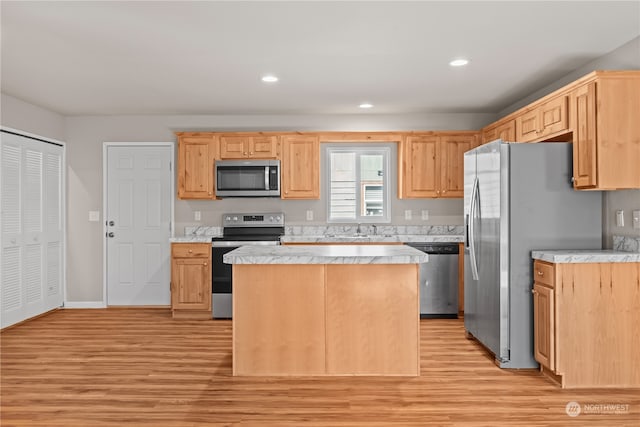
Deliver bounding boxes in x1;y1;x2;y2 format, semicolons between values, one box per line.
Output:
449;59;469;67
261;75;279;83
359;103;374;109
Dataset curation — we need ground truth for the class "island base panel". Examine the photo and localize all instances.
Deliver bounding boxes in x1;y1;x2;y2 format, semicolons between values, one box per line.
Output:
233;265;326;376
325;264;419;376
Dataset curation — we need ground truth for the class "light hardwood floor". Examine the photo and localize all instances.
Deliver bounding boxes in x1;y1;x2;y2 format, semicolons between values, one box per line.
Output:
1;309;638;426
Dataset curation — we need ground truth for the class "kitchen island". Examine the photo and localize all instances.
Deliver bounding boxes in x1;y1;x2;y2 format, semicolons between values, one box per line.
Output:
224;244;428;376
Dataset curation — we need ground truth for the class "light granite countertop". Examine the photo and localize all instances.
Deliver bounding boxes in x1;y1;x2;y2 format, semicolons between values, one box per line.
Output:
532;250;640;263
223;244;429;265
169;236;216;243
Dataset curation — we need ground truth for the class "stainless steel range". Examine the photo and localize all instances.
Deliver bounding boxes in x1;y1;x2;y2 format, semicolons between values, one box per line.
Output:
211;212;284;318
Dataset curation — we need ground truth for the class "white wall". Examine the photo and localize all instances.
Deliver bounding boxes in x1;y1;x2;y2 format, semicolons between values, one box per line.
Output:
63;113;494;302
1;93;66;140
500;36;640;246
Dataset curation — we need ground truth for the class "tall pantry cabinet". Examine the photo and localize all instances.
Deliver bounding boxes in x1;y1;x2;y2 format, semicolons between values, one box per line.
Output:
1;130;65;328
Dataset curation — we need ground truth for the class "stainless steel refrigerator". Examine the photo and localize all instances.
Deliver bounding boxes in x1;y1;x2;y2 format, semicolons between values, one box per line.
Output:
463;140;602;368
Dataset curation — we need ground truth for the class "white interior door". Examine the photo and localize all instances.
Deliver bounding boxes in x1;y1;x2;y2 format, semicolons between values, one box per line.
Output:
106;145;172;306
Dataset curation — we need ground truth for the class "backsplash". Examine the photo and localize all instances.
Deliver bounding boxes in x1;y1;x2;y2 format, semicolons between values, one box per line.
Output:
613;235;640;253
184;224;464;237
284;224;464;236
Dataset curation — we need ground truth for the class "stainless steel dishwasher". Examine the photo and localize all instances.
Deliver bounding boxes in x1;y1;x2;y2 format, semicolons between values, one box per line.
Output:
405;243;459;318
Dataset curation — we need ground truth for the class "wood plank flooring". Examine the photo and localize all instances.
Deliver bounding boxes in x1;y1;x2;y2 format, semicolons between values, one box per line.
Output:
1;308;638;426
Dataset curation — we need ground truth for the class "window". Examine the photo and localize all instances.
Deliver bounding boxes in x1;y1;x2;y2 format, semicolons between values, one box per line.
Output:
326;146;390;223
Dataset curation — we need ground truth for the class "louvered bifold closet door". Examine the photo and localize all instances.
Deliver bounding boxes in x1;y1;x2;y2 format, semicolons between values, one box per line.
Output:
1;131;64;328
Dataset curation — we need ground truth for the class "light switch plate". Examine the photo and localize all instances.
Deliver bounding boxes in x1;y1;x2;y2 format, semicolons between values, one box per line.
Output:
88;211;100;222
421;210;429;221
633;210;640;229
306;210;314;221
194;211;201;221
404;210;412;220
615;210;624;227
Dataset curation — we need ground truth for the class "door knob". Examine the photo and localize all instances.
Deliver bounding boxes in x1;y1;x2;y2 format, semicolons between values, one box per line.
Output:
106;232;115;238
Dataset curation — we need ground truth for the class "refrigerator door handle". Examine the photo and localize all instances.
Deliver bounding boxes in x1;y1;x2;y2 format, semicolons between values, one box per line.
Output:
468;177;480;280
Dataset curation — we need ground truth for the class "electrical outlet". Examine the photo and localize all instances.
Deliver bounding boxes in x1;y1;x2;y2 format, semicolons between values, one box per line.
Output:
88;211;100;222
633;210;640;229
421;210;429;221
306;210;314;221
404;210;412;220
194;211;201;221
616;210;624;227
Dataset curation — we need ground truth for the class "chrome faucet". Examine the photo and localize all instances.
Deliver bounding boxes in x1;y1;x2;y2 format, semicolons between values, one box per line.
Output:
371;224;377;235
356;223;362;235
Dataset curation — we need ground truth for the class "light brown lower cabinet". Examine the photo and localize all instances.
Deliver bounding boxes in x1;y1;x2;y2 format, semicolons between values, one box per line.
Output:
170;243;212;320
533;260;640;388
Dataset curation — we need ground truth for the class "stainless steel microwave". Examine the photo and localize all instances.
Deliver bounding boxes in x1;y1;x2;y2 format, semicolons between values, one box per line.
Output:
214;159;280;197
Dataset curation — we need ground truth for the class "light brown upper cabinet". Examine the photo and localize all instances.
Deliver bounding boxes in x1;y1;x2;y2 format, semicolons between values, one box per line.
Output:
400;132;478;198
482;119;515;144
176;133;217;199
570;73;640;190
280;135;320;199
401;135;439;198
219;135;279;159
480;71;639;190
515;95;569;142
440;134;479;197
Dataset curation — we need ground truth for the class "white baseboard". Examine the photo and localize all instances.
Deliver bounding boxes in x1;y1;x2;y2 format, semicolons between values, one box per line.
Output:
63;301;106;309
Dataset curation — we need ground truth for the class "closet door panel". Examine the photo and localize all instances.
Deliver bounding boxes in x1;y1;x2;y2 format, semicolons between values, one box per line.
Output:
1;131;65;327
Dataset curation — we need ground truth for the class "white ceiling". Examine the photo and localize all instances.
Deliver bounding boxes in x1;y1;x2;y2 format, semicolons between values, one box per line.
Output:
1;1;639;116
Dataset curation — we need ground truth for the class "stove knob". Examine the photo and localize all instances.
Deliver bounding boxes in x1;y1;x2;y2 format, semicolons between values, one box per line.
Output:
225;216;231;221
276;216;281;221
268;216;274;222
233;216;238;221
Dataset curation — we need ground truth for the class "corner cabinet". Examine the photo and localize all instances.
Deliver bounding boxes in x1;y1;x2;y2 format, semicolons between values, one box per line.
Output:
280;135;320;199
400;132;478;198
569;73;640;189
171;243;212;319
532;260;640;388
176;133;217;199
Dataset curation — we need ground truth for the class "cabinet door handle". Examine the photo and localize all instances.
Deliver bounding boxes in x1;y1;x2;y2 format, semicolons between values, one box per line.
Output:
188;249;193;253
203;262;208;266
537;271;543;276
531;289;537;294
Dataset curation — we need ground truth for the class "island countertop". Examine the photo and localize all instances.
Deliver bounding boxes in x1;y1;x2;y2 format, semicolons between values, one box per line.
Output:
223;244;429;264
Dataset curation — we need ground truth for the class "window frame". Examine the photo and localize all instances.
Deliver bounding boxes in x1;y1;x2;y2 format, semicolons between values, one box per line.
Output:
325;145;391;224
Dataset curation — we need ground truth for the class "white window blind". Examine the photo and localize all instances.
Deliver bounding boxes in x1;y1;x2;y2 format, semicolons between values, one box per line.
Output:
326;146;390;223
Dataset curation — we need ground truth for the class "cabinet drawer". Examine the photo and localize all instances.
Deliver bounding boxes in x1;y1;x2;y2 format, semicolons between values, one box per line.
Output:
533;260;555;287
172;243;210;258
